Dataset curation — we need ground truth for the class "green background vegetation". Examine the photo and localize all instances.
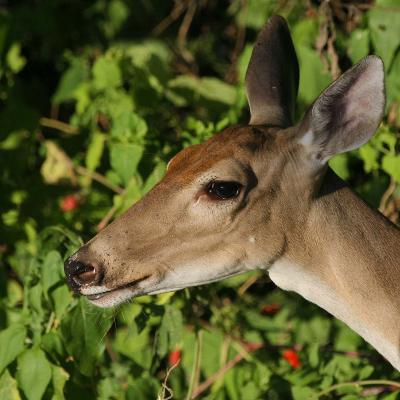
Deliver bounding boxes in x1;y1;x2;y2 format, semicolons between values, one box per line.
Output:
1;0;400;399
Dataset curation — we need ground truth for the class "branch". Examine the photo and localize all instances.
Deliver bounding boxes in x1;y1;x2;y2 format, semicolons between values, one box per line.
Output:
40;117;79;135
177;0;196;63
158;361;180;400
237;272;262;296
97;202;120;231
313;379;400;399
186;330;204;400
379;179;396;216
74;165;124;194
190;343;263;399
152;0;188;36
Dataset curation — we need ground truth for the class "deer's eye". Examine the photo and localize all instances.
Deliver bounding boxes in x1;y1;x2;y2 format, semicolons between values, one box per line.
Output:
207;181;242;200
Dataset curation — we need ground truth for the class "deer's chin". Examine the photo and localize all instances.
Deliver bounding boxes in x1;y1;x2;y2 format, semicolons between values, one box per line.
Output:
81;276;151;308
85;286;136;308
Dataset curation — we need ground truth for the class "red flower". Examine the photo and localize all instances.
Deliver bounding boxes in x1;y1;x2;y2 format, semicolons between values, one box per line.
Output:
168;349;181;366
60;195;79;212
283;349;301;368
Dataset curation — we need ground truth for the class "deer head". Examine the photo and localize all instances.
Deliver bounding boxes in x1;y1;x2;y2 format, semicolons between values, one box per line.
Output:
64;16;385;309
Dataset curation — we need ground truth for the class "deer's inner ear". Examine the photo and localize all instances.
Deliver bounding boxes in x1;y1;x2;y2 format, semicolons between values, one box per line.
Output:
298;55;385;164
245;15;299;128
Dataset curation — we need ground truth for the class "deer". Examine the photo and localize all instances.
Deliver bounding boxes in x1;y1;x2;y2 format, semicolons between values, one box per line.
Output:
64;16;400;370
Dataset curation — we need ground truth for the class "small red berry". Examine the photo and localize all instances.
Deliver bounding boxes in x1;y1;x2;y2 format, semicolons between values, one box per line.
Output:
261;303;281;315
60;195;79;212
283;349;301;368
168;349;181;366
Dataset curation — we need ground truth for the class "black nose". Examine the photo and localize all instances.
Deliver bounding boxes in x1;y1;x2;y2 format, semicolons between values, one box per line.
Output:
64;258;98;291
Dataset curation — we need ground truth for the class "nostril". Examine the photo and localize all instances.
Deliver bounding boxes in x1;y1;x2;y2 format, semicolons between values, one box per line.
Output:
65;258;99;289
73;264;97;286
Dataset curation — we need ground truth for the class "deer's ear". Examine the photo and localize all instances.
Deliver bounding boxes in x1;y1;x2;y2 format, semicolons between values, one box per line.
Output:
245;15;299;127
299;56;385;163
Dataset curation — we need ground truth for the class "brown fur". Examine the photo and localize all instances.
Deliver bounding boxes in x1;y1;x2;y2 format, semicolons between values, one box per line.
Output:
65;16;400;370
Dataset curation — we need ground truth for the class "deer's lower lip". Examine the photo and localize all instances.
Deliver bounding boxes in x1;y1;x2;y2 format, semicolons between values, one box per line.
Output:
86;292;108;300
83;275;151;301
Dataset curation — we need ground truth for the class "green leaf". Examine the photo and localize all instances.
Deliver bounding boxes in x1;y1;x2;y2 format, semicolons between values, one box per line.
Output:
234;0;275;29
335;320;362;351
224;368;239;400
201;330;224;376
167;76;236;107
0;325;26;375
28;283;43;317
240;381;261;399
329;153;351;180
292;18;319;48
358;365;374;380
111;112;148;143
102;0;129;39
0;369;21;400
16;348;52;400
237;45;253;84
41;251;64;300
348;29;370;64
110;143;143;185
308;343;320;368
386;51;400;106
292;386;316;400
198;78;237;106
6;43;26;73
156;305;183;358
85;131;106;171
126;377;159;399
122;40;171;69
156;319;168;359
53;59;88;104
295;316;331;345
98;376;127;400
382;154;400;183
369;0;400;69
142;162;166;195
50;285;73;319
92;57;122;90
382;392;400;400
359;143;379;173
296;45;331;105
113;327;152;369
0;130;28;150
115;177;142;214
374;128;397;154
41;332;65;360
51;366;69;400
61;298;114;376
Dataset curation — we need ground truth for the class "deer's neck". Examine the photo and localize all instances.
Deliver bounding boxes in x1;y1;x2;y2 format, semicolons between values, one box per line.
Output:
269;172;400;370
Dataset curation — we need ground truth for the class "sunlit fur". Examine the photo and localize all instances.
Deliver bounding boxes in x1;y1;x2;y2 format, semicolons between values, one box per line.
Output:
66;17;400;370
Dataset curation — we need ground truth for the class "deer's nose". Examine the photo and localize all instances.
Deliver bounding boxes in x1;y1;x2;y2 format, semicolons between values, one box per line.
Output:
64;258;99;291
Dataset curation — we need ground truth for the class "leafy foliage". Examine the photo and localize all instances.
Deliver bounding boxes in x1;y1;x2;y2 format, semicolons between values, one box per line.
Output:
0;1;400;399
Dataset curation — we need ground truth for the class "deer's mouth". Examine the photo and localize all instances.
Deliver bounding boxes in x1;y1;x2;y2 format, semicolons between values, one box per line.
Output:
82;276;151;306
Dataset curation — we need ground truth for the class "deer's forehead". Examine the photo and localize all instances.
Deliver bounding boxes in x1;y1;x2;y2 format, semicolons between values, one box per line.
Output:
166;126;280;183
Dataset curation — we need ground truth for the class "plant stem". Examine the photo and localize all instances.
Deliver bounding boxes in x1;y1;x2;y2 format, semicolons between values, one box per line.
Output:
40;117;79;135
186;330;203;400
313;379;400;399
191;342;263;399
97;202;120;231
75;165;124;194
